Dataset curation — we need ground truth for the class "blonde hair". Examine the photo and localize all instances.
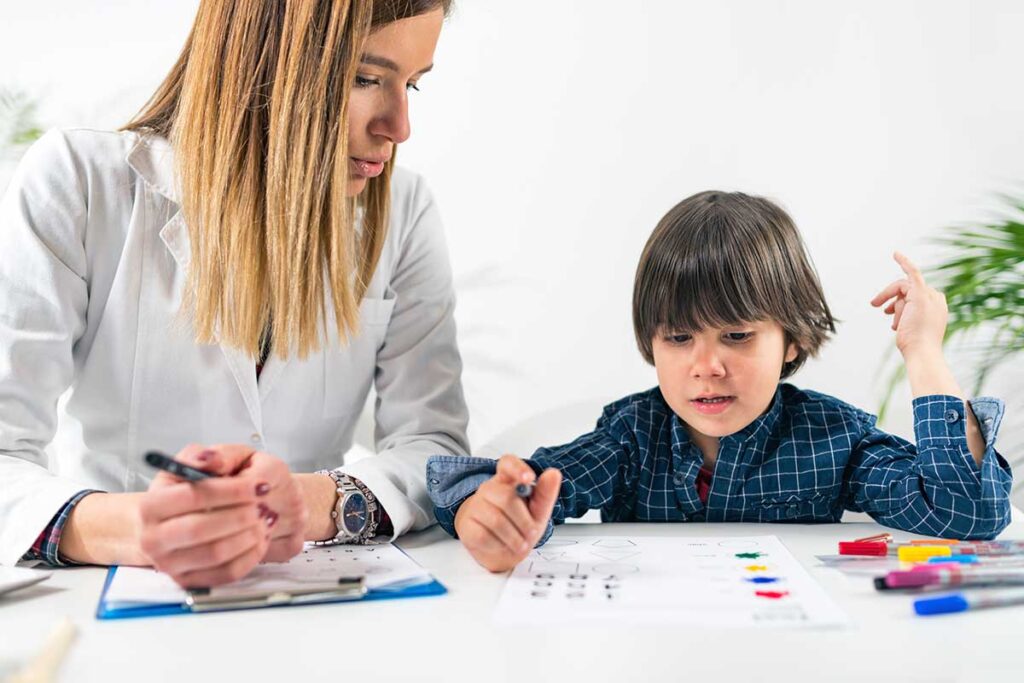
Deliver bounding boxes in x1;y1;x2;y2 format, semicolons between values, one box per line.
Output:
123;0;450;358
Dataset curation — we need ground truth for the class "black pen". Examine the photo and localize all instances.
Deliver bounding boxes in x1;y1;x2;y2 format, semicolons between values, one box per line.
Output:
145;450;218;482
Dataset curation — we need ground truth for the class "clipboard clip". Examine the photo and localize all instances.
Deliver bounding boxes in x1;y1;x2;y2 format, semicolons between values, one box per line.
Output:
185;577;367;612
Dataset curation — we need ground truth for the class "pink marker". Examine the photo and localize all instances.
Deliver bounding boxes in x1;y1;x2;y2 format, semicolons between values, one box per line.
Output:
885;568;1024;589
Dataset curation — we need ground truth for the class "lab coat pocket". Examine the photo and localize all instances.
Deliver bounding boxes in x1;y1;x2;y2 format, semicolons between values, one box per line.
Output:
322;296;396;418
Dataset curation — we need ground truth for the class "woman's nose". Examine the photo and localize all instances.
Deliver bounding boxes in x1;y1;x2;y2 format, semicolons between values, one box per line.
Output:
371;95;411;144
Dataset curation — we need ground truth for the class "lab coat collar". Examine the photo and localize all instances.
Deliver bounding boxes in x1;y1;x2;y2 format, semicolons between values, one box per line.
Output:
126;133;180;205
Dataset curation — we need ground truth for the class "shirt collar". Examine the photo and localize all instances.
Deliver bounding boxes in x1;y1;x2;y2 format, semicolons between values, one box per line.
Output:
125;133;179;204
668;384;786;453
723;384;785;445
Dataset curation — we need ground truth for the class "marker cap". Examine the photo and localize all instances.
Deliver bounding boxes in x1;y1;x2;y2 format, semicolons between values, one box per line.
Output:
914;594;969;616
886;570;937;588
928;555;977;564
898;546;952;563
839;541;888;556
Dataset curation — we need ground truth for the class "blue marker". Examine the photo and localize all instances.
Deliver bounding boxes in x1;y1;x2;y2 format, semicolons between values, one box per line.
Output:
915;588;1024;616
927;555;977;564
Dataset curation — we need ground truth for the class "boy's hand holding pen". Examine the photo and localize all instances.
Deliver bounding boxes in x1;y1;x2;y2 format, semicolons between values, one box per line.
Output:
453;455;562;573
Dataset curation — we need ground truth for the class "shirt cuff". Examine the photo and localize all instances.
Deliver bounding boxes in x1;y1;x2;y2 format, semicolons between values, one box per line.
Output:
912;395;1005;448
21;490;100;567
426;456;499;538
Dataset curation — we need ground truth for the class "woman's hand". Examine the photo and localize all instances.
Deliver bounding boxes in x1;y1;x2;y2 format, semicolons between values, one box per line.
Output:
138;444;270;587
870;251;948;358
453;455;561;573
138;444;306;588
228;448;308;563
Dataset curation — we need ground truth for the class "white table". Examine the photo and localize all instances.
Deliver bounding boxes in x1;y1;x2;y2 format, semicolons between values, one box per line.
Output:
2;513;1022;683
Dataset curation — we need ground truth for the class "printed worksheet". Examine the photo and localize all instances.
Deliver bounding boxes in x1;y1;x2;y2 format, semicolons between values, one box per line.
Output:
494;536;848;628
104;543;431;608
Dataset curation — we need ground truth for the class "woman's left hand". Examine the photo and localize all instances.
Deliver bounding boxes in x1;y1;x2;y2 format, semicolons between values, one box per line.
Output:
870;251;948;357
213;445;309;563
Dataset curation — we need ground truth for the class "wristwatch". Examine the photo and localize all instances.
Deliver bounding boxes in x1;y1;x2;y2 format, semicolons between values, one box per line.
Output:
312;470;379;545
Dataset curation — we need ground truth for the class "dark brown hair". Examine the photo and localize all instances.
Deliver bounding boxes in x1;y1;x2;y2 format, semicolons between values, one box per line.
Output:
632;190;836;379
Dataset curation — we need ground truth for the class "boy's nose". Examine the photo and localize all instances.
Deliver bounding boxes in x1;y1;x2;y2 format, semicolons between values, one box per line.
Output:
690;347;726;378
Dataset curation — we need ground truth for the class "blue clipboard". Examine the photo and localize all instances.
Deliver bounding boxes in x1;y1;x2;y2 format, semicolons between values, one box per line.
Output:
96;564;447;620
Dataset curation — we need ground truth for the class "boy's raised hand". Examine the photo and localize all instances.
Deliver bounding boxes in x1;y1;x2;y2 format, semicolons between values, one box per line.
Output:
870;251;948;357
453;455;562;573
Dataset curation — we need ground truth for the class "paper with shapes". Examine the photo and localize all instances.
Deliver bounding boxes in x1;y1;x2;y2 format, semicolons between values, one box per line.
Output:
103;543;431;608
494;535;849;628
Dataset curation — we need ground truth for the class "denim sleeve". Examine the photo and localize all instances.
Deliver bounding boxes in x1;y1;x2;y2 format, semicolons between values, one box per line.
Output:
426;455;504;539
426;420;636;545
842;395;1012;540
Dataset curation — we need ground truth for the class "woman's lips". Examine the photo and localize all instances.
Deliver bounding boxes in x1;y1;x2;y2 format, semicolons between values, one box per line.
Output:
689;396;736;415
350;158;386;178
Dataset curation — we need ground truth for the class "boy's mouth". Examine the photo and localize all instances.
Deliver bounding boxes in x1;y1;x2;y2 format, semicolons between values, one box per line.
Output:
690;395;736;415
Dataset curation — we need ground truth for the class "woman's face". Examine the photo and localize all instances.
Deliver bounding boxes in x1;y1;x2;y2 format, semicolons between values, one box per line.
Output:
346;9;444;197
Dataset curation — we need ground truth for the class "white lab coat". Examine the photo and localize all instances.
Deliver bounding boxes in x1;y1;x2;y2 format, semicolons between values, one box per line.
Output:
0;129;469;565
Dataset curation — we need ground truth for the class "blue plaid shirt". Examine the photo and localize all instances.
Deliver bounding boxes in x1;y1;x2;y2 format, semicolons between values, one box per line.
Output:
428;385;1012;543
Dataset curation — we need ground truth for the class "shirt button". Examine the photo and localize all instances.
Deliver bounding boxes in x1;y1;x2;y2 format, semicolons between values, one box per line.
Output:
944;409;960;424
251;433;263;444
673;472;686;485
985;418;994;427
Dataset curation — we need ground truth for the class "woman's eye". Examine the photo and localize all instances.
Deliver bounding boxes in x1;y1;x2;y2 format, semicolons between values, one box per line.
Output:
354;75;381;88
724;332;753;342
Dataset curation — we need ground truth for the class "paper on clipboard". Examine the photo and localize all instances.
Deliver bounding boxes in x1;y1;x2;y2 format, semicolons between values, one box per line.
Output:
103;543;433;608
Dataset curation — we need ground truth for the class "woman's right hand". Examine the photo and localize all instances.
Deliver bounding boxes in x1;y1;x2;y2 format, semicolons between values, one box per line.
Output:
453;455;561;573
138;444;272;588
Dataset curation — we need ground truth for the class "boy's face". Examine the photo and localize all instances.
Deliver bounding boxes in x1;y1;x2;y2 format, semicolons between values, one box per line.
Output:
652;320;798;445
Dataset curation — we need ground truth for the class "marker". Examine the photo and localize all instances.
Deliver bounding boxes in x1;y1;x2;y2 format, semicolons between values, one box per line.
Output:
841;541;1024;560
885;568;1024;590
144;450;218;482
515;482;536;499
914;589;1024;616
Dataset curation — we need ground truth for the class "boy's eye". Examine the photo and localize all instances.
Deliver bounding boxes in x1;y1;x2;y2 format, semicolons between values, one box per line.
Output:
724;332;753;342
407;81;421;92
666;333;692;344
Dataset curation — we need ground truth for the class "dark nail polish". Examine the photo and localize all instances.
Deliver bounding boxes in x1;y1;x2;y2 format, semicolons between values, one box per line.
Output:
266;512;279;527
197;449;216;462
256;483;270;496
257;503;269;517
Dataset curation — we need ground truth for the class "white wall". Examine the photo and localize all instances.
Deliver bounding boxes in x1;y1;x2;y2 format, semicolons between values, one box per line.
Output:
2;2;1022;468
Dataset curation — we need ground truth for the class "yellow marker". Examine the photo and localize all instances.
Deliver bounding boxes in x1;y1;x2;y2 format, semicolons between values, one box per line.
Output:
744;565;769;572
898;546;953;563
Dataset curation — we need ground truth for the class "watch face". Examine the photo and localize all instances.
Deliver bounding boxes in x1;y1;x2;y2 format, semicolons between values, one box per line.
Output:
341;493;368;535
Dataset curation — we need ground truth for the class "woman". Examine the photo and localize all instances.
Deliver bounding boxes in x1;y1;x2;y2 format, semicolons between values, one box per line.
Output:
0;0;467;588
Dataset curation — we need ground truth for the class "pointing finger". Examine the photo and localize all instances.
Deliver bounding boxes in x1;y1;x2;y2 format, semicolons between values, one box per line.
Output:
893;251;925;286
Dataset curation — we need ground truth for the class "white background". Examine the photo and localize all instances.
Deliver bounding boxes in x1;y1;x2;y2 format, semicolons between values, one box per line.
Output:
2;1;1022;500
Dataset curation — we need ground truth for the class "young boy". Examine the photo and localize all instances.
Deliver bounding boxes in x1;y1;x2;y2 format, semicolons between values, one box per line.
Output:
427;191;1012;572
